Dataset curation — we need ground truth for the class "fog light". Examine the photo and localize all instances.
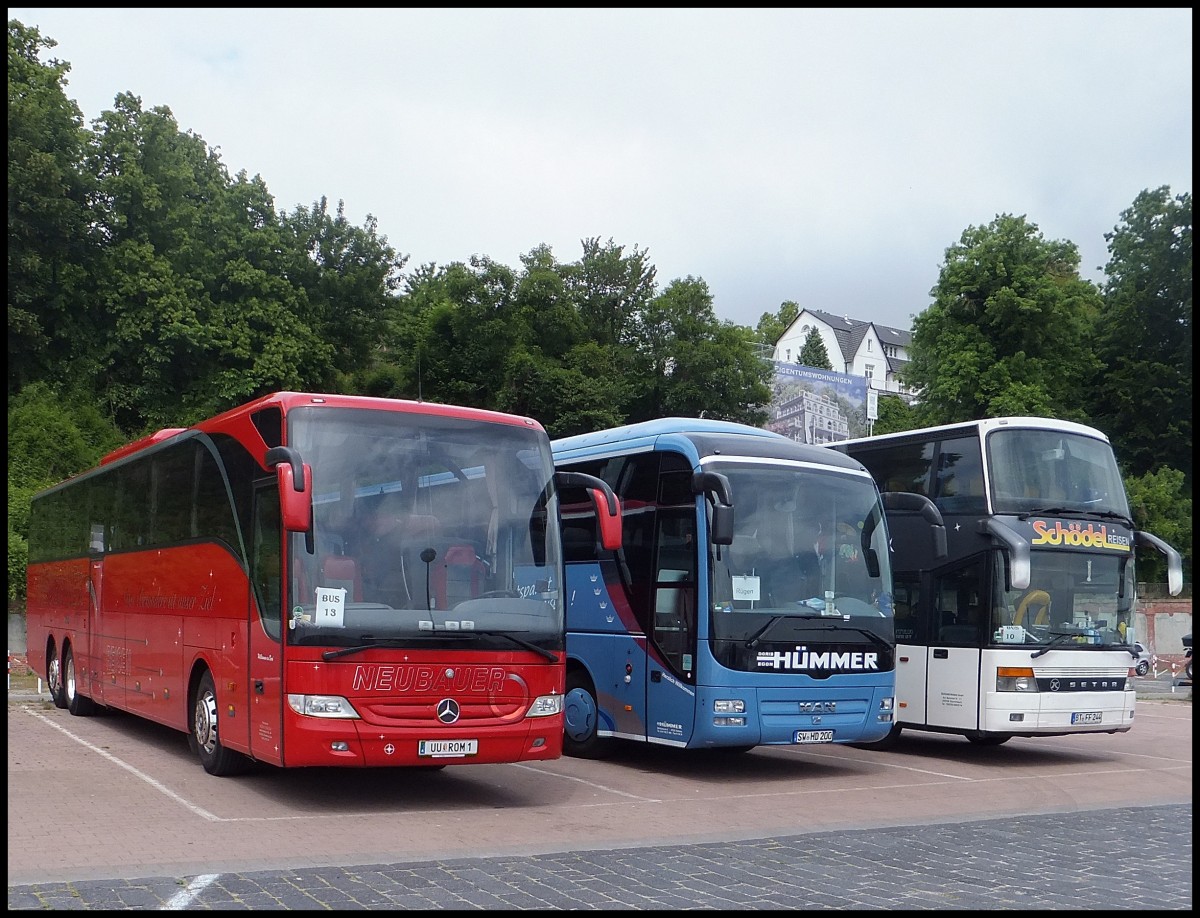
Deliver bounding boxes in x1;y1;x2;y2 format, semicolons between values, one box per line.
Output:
330;741;349;751
1009;713;1024;722
713;716;746;726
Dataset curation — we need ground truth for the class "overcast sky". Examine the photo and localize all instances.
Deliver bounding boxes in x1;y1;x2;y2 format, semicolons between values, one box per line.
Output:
10;8;1193;332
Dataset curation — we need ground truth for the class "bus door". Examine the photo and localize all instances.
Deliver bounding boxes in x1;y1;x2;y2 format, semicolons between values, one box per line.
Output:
891;576;929;725
86;554;106;705
925;559;987;730
246;481;286;764
641;487;699;746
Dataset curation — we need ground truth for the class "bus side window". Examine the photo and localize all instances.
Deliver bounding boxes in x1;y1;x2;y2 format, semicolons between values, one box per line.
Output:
934;562;985;646
893;579;923;643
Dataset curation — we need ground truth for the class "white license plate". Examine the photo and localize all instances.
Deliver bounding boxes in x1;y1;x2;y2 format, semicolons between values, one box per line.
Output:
794;730;835;744
1071;712;1102;725
418;739;478;757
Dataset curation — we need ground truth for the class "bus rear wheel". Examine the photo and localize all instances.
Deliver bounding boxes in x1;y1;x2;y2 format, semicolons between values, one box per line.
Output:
563;670;611;759
63;646;97;716
46;643;67;709
190;671;252;776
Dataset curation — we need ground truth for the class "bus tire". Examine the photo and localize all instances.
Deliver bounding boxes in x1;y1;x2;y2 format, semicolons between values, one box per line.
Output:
563;669;611;759
191;670;252;776
63;646;96;717
46;642;67;709
966;734;1010;746
849;724;901;750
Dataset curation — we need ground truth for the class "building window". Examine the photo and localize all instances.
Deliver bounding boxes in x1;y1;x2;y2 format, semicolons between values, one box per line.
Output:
867;339;873;352
865;364;874;380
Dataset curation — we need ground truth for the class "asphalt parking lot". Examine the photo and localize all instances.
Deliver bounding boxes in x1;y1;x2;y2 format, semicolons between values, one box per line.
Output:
7;684;1191;911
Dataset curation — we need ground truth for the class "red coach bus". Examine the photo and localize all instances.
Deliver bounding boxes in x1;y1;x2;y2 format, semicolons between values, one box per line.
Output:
25;392;620;775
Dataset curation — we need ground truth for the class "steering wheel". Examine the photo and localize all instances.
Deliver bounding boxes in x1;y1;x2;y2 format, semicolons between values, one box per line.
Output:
1015;589;1051;627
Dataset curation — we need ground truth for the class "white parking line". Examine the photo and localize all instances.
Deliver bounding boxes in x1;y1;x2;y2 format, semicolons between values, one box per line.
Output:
27;708;222;821
163;874;220;910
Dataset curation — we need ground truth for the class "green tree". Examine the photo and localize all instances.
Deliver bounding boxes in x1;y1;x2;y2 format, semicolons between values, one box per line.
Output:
8;382;124;603
566;236;657;348
754;300;800;349
626;277;772;424
798;327;833;369
870;393;917;435
280;196;407;390
903;213;1102;425
7;20;96;396
1124;466;1192;585
1090;186;1192;485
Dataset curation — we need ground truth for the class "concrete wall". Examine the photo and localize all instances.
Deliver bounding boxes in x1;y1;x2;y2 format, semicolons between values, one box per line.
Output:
1136;598;1192;671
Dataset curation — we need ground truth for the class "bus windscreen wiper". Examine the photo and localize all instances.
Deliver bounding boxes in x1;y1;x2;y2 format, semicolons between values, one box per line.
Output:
746;617;888;652
323;638;415;661
323;630;558;662
1021;507;1134;527
743;610;831;647
469;630;559;662
1030;630;1081;659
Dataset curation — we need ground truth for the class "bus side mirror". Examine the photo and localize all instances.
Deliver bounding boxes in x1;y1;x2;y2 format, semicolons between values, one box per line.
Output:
882;491;948;560
266;446;312;533
1135;530;1184;597
555;470;623;551
591;488;623;551
692;470;734;545
710;504;734;546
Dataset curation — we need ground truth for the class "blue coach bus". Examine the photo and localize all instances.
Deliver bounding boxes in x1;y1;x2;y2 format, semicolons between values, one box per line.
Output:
551;417;946;757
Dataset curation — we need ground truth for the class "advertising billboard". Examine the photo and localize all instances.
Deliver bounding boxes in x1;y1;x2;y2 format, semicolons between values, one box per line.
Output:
766;362;869;445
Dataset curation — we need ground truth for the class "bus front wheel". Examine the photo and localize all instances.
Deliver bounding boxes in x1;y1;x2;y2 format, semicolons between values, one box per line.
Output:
563;670;610;759
190;671;252;776
63;646;96;716
46;642;67;709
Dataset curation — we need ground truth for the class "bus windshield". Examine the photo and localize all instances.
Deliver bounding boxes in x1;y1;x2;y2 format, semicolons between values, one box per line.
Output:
988;428;1130;518
286;407;563;649
710;462;893;641
990;548;1135;649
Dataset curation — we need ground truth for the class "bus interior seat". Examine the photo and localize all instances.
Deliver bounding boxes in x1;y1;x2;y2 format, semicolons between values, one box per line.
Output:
1014;589;1051;627
433;543;487;609
321;554;363;601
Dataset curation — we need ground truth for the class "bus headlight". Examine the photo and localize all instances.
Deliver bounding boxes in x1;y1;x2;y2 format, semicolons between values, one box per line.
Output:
996;667;1038;693
713;699;745;713
287;694;360;718
878;696;895;722
527;694;564;717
